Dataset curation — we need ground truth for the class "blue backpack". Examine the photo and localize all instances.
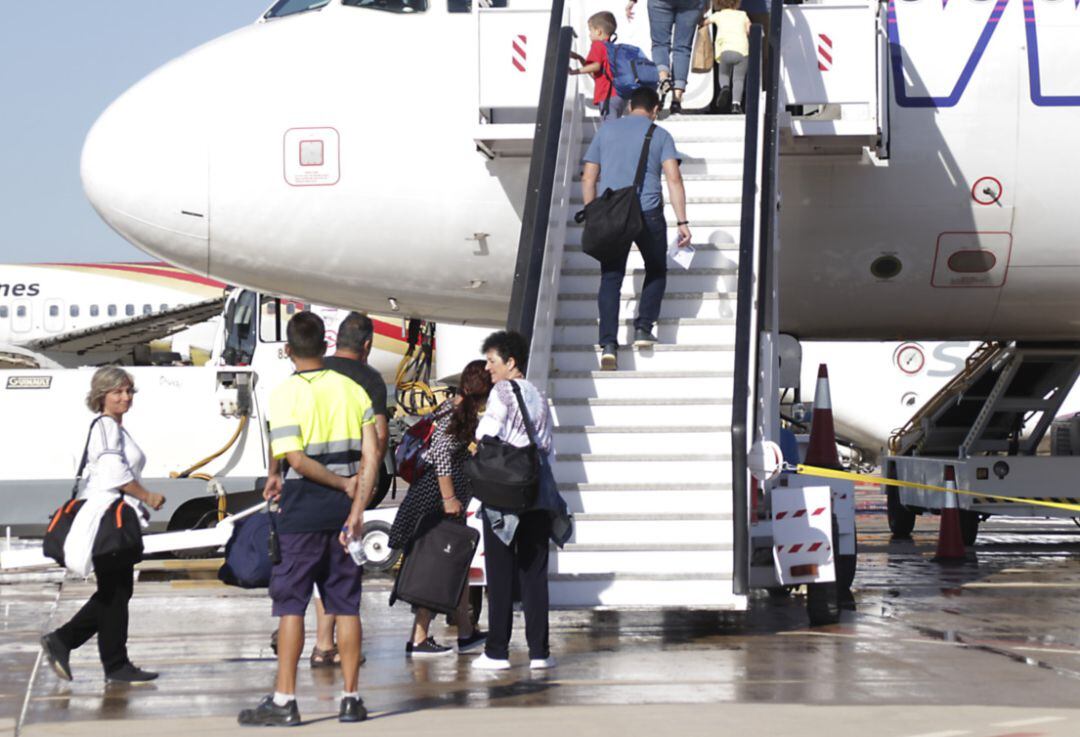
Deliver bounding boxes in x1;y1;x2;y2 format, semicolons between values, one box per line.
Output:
218;510;277;588
604;39;661;99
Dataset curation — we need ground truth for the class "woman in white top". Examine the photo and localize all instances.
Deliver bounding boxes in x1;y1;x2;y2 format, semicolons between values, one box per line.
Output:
470;331;557;672
41;367;165;684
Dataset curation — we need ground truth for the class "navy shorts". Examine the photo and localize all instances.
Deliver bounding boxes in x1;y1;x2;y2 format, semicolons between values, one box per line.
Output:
270;531;363;617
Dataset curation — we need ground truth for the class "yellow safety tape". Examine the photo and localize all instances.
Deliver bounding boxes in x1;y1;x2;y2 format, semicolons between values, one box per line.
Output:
794;464;1080;514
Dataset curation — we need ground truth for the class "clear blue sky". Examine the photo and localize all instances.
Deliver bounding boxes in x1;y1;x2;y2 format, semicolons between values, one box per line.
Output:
0;1;270;264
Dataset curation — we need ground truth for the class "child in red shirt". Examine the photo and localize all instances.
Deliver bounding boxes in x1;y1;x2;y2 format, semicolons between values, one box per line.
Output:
569;11;626;121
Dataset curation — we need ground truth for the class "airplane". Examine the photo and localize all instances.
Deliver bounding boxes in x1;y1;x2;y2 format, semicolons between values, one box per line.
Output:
76;0;1080;342
0;262;226;368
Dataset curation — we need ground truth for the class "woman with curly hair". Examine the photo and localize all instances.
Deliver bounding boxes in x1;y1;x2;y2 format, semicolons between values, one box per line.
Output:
389;360;492;657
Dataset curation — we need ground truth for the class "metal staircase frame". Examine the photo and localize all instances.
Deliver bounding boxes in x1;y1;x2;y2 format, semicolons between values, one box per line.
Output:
506;0;783;601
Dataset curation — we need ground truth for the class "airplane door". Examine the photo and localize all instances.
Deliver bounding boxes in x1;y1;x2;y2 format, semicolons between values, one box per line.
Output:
11;300;32;335
44;299;64;334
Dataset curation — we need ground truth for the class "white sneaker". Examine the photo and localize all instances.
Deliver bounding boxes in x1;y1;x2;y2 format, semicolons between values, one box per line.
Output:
529;657;557;670
472;654;511;671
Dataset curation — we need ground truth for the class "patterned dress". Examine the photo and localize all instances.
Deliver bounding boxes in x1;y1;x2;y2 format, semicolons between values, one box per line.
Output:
388;400;473;551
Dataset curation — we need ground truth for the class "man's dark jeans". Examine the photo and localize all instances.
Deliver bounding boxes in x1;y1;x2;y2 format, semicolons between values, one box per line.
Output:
598;206;668;348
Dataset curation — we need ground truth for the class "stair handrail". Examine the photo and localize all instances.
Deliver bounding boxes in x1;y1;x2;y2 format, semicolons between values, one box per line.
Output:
731;0;782;597
506;0;575;350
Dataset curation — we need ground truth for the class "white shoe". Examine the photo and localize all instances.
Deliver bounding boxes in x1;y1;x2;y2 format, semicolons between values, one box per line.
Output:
529;657;557;670
472;654;511;671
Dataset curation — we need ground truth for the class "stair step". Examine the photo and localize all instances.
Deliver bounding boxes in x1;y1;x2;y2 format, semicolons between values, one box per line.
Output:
550;344;735;372
566;199;745;226
565;222;741;247
678;159;747;176
552;452;732;484
559;483;733;514
553;426;731;454
553;317;736;345
558;269;737;296
555;292;738;320
548;573;741;609
550;370;734;400
562;244;739;271
551;544;733;575
550;397;733;426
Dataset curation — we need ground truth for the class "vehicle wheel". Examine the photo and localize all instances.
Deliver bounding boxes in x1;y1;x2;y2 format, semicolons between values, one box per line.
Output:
766;586;792;599
165;498;222;559
959;510;980;546
806;581;840;626
366;464;393;510
836;516;857;610
887;487;916;539
360;520;400;573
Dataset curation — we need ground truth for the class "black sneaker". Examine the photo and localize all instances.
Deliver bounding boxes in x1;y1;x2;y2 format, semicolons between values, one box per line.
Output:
106;663;158;683
600;345;618;371
238;695;301;727
41;633;72;681
339;696;368;723
457;631;487;654
406;637;453;659
633;328;658;347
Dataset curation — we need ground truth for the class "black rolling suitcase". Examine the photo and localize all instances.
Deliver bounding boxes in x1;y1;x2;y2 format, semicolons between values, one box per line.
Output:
390;517;480;615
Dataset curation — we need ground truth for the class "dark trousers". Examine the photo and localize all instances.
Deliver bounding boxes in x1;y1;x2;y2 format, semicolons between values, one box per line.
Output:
598;206;668;348
54;554;136;674
482;511;551;660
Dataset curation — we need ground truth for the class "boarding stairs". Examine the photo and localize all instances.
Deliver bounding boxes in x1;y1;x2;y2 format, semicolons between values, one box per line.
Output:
890;343;1080;459
540;113;752;608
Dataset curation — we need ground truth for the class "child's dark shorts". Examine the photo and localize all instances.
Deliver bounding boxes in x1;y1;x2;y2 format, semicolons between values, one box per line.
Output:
270;531;363;616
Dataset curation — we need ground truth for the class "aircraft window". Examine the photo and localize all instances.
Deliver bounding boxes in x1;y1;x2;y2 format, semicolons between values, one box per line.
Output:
143;304;152;315
69;305;79;318
49;305;59;317
125;304;135;316
0;306;7;318
160;303;168;312
108;305;117;317
17;306;26;317
286;303;297;315
90;305;99;317
343;0;429;14
265;0;330;18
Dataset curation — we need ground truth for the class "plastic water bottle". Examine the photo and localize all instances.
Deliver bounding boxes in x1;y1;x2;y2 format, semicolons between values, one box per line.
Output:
347;536;367;567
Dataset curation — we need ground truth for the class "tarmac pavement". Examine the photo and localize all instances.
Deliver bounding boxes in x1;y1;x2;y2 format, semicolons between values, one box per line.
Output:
6;489;1080;737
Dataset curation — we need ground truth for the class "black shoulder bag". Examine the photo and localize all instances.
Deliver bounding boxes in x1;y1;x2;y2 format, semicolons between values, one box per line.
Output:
464;381;540;512
43;417;104;566
576;123;656;262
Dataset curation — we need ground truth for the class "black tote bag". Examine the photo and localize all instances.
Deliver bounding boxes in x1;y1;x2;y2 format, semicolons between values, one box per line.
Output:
43;417;103;566
464;381;540;512
577;124;656;262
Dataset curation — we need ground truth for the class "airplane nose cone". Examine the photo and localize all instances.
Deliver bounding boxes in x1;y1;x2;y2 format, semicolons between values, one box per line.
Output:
82;57;210;273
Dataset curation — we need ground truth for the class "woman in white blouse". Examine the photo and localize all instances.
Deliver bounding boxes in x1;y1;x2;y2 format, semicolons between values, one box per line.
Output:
471;331;557;672
40;367;165;684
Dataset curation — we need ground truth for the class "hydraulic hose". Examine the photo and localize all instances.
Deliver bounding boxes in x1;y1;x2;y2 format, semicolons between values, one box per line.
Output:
170;415;249;479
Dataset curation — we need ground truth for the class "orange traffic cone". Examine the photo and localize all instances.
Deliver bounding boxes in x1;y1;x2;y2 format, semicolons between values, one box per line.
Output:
804;364;842;471
933;465;967;562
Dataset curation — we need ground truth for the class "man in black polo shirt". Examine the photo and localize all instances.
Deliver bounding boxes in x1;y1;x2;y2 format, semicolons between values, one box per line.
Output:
309;312;390;667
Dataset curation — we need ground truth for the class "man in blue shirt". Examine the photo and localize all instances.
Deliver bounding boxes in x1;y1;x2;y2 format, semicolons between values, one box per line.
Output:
582;86;691;370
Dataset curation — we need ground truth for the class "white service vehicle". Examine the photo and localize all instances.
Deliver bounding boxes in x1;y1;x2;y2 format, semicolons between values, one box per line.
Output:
0;289;428;573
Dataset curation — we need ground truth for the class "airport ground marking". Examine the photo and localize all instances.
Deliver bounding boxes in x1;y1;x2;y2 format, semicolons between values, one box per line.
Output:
991;716;1066;728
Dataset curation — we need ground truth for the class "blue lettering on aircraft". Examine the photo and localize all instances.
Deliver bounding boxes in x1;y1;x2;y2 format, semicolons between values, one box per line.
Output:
888;0;1080;108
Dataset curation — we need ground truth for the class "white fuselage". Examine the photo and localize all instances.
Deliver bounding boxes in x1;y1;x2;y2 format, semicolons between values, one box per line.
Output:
0;263;223;349
80;0;1080;339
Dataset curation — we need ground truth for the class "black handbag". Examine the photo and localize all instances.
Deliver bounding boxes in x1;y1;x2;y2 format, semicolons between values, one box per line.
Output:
390;516;480;615
94;497;145;560
43;417;103;566
464;381;540;512
577;123;656;262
